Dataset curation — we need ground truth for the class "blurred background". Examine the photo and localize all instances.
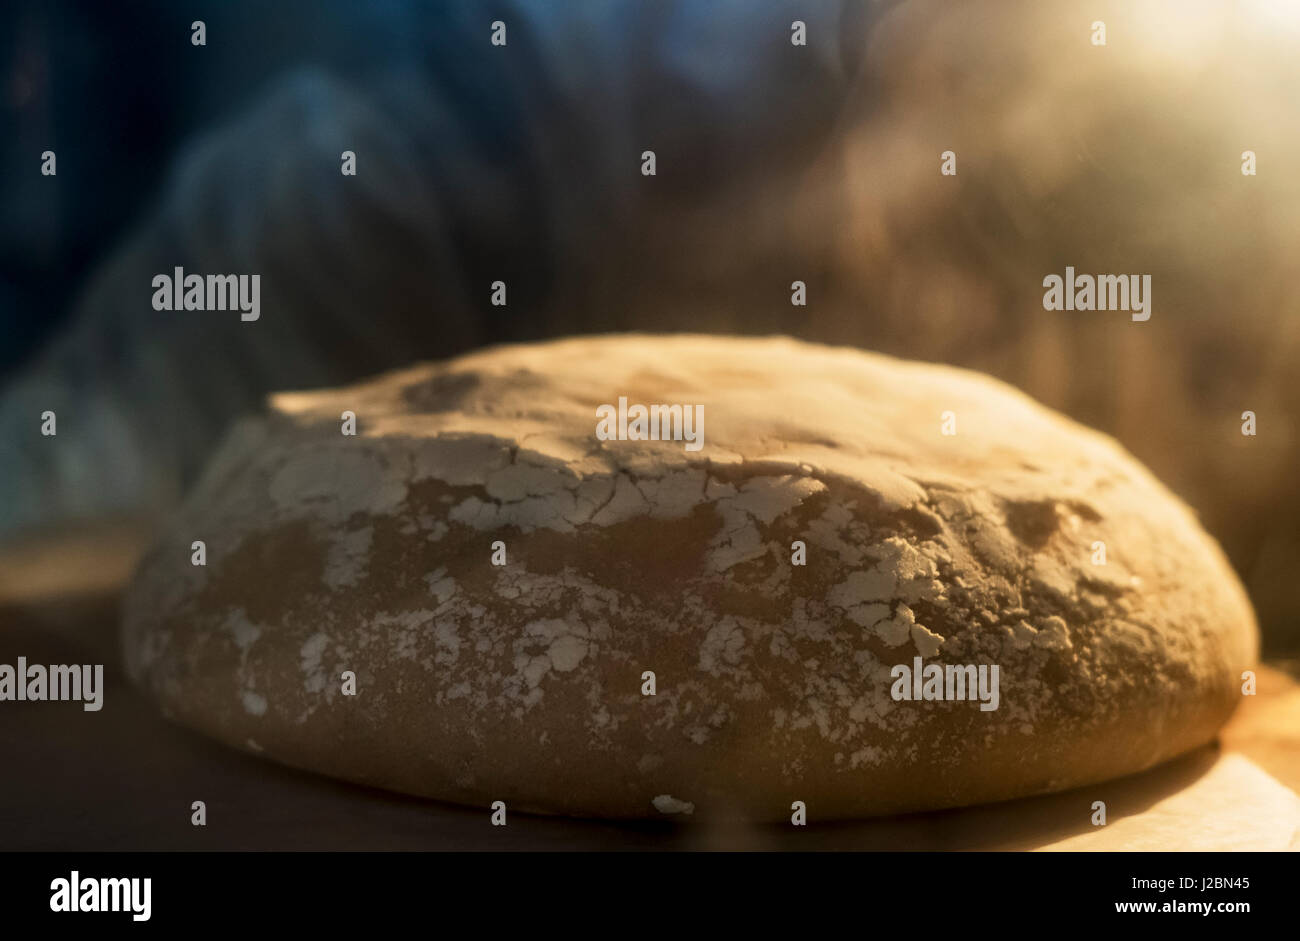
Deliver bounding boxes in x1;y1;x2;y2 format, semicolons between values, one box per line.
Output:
1;0;1298;656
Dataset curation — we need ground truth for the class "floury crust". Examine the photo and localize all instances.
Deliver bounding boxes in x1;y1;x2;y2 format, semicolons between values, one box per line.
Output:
122;335;1257;820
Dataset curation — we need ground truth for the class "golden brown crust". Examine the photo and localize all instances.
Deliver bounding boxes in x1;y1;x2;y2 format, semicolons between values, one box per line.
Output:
122;334;1258;819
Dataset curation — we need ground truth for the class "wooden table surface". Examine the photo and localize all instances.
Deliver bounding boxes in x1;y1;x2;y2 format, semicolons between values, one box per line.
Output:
2;523;1297;851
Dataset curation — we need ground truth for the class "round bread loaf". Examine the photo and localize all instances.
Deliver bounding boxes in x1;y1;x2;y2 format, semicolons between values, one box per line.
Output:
122;334;1257;820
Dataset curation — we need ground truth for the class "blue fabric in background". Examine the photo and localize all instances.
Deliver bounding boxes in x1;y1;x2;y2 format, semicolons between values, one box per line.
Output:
0;0;444;373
